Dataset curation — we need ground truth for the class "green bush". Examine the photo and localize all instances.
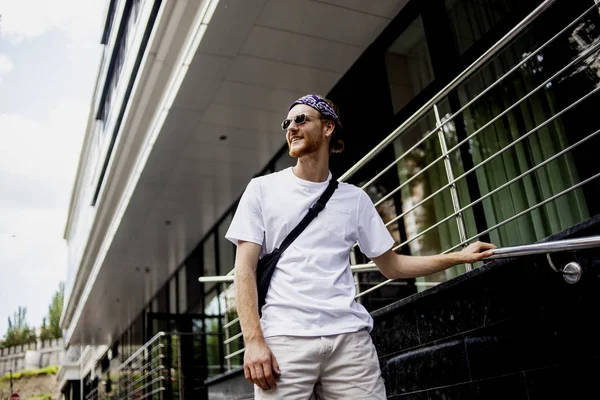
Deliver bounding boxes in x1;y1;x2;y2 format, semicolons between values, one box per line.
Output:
0;366;58;381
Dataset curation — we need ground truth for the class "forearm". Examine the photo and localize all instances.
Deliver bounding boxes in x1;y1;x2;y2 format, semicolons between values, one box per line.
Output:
373;241;495;279
381;252;463;279
234;264;264;343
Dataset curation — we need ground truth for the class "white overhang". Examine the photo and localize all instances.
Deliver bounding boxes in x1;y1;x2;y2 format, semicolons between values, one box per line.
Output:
67;0;409;344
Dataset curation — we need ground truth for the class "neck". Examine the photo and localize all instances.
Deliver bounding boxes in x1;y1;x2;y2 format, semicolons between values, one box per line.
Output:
293;149;330;183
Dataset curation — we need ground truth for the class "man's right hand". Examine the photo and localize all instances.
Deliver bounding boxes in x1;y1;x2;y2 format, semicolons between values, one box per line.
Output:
243;338;281;390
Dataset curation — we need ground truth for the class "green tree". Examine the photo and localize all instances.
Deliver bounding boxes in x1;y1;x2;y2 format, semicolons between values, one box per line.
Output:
41;282;65;340
40;317;51;341
3;306;36;347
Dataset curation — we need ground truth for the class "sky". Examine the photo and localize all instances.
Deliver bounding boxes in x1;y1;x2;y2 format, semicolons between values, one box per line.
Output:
0;0;105;337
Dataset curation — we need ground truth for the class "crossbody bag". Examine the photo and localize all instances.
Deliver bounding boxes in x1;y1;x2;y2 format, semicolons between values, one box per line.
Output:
256;179;339;314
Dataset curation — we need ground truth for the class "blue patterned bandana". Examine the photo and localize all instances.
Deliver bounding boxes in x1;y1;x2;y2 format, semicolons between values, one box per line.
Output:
289;94;342;131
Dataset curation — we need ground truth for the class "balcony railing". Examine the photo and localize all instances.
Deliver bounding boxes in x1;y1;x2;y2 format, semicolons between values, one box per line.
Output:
200;0;600;370
111;332;168;400
84;331;209;400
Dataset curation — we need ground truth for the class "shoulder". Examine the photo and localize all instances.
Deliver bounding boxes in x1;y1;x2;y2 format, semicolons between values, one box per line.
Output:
335;181;366;198
246;168;291;198
251;168;289;188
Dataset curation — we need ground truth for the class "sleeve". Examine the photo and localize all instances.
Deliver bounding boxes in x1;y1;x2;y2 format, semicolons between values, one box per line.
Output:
225;179;265;247
356;190;395;258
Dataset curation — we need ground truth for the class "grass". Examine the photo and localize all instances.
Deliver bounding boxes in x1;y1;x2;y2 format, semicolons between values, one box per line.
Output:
29;394;53;400
0;365;58;381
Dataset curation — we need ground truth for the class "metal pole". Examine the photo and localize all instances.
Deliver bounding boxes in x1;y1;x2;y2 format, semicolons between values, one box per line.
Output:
486;235;600;259
10;369;13;394
222;283;232;371
353;273;362;305
433;104;472;271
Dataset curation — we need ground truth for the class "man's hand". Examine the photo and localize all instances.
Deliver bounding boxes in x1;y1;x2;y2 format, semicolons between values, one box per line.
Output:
244;338;281;390
456;241;496;264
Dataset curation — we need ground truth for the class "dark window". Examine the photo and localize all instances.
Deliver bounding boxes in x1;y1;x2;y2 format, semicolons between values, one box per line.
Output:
385;14;435;114
444;0;534;56
101;0;118;45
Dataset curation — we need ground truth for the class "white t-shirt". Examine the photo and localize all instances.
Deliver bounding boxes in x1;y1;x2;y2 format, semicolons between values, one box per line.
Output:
225;167;394;337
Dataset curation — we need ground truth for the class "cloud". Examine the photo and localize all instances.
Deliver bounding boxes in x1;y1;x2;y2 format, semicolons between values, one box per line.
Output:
0;207;68;334
0;100;88;334
0;100;87;200
0;53;12;84
0;0;105;45
0;0;102;338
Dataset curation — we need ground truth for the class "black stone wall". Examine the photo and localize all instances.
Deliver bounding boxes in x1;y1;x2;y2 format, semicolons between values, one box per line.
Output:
372;216;600;399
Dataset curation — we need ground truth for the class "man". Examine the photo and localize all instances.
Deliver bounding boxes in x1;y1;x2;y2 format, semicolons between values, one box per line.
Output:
225;94;495;399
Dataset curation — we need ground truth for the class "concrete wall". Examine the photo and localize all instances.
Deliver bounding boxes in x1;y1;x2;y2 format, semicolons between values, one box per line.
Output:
0;338;64;376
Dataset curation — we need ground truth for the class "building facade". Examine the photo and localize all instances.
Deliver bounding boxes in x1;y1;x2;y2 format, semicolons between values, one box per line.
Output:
59;0;600;399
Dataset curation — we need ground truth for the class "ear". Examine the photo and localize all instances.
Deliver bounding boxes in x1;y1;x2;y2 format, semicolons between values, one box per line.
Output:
323;120;335;138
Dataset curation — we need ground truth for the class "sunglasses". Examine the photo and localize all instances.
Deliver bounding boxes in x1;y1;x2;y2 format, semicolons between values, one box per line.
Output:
281;113;325;131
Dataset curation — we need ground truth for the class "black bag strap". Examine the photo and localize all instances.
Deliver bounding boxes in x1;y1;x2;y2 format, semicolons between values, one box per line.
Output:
278;179;339;253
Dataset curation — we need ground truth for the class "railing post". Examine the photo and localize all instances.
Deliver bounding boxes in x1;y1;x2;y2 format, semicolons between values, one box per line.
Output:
353;272;362;305
144;345;149;399
164;335;173;400
223;288;232;371
433;104;473;271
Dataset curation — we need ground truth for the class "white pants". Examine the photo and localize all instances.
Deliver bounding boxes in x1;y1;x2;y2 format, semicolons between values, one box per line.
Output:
254;329;386;400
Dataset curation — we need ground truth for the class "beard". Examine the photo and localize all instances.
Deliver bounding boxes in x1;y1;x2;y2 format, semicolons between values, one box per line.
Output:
288;133;323;158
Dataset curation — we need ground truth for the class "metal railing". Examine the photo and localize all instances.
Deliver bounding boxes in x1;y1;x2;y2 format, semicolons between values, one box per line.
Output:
488;235;600;284
84;386;99;400
487;235;600;259
200;0;600;369
110;332;169;400
86;331;210;400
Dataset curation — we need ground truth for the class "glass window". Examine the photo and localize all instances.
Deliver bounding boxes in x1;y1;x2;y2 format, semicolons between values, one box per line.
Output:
385;15;435;114
451;0;598;247
204;315;223;378
186;250;203;312
444;0;540;56
204;288;221;316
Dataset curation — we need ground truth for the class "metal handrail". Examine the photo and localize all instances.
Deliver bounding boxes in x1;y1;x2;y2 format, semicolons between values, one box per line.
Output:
199;233;600;284
486;235;600;259
115;331;165;371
